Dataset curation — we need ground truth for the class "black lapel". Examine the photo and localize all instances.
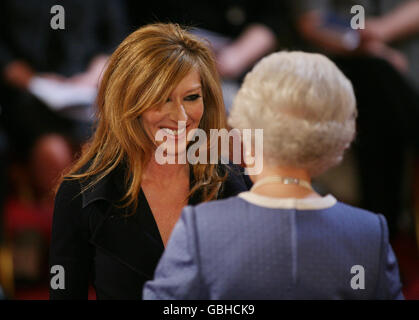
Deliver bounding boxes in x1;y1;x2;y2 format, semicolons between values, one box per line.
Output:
87;162;164;279
87;162;248;279
89;201;164;279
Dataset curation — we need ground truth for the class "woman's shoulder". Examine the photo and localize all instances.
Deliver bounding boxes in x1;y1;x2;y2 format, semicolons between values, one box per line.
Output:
200;194;243;210
53;177;89;233
57;160;126;209
53;167;118;231
55;177;83;208
305;200;388;247
55;160;95;202
333;201;384;224
184;196;244;227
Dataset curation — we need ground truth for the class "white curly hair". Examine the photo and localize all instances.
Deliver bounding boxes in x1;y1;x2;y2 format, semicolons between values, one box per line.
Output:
228;51;357;177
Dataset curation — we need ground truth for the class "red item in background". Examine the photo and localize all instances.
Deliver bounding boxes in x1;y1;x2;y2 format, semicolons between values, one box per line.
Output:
15;285;97;300
3;197;54;242
392;234;419;299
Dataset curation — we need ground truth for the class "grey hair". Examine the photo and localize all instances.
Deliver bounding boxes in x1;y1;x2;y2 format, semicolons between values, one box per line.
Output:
228;51;357;176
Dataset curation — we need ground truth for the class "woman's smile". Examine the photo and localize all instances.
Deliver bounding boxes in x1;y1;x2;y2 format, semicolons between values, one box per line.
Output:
141;68;204;154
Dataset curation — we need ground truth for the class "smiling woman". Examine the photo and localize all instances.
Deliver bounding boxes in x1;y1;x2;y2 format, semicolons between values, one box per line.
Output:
141;69;204;158
49;23;251;299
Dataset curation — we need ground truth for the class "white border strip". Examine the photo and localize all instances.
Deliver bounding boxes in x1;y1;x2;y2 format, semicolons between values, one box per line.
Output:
238;192;337;210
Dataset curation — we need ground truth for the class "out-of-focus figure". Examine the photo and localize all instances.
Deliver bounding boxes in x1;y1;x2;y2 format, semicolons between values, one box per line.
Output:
0;0;126;288
293;0;419;238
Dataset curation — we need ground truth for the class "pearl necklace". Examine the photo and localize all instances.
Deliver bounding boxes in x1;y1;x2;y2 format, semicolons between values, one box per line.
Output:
250;175;313;192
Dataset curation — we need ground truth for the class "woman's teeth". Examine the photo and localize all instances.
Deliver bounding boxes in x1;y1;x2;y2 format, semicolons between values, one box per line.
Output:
162;127;186;136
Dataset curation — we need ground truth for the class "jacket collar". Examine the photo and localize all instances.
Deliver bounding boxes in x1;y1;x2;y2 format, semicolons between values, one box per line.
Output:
81;161;128;209
81;161;205;209
83;161;165;280
82;161;248;282
83;162;203;281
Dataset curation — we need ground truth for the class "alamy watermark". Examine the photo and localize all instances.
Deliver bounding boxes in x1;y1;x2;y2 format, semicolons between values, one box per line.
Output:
50;264;65;290
351;5;365;30
50;5;65;30
153;121;263;175
350;265;365;290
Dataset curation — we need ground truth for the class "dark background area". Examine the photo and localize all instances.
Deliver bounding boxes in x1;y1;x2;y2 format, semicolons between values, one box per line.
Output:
0;0;418;299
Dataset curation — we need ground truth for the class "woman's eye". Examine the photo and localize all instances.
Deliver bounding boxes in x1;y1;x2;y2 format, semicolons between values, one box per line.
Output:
184;94;201;101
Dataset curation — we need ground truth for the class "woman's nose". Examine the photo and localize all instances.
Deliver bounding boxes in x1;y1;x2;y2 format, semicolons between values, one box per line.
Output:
169;103;188;122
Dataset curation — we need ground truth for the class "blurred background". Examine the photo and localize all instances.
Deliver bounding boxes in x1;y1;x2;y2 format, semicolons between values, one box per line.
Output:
0;0;418;300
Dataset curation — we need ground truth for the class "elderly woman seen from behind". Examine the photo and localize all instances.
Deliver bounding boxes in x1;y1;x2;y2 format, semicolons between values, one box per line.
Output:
143;51;404;299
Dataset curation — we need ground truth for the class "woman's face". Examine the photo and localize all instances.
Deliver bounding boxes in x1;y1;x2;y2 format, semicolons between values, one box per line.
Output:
141;69;204;157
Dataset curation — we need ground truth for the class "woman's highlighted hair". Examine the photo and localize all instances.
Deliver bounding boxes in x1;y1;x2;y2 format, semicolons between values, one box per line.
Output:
58;23;228;213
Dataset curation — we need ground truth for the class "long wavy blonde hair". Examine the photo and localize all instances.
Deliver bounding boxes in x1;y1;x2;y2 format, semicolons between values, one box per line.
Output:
59;23;228;213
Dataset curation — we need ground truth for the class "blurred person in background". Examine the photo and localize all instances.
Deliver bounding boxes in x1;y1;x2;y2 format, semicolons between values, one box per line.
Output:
293;0;419;238
0;127;8;238
0;127;8;297
144;52;403;300
0;0;126;286
125;0;288;113
0;0;126;206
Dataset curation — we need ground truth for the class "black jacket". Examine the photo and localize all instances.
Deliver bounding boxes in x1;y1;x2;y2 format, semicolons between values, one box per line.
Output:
49;162;251;299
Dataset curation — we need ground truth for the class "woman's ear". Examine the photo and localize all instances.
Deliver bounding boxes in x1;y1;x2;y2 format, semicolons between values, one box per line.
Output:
243;140;255;167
